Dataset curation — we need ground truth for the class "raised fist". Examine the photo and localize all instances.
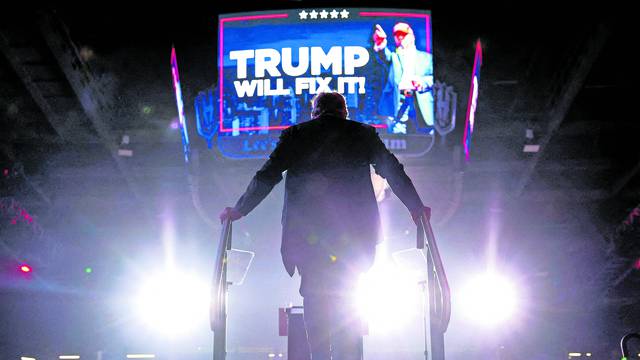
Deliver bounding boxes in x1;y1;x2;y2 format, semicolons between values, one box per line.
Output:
373;24;387;47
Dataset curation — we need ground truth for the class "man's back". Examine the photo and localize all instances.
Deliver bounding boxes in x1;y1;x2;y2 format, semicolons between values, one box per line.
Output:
233;114;423;276
280;117;382;275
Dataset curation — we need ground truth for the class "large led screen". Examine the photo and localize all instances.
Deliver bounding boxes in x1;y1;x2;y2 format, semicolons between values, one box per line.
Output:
198;8;434;158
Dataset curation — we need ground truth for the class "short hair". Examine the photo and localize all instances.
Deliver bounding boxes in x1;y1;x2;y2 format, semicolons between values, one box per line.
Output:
311;92;348;119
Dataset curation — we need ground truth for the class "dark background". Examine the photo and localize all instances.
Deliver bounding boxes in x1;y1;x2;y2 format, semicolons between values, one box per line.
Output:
1;1;637;359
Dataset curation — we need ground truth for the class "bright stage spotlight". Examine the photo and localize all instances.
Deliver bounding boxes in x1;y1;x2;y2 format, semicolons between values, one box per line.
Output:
457;272;519;327
354;261;421;334
133;270;209;336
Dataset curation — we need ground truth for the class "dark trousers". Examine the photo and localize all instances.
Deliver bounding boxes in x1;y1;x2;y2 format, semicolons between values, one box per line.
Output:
303;294;363;360
299;261;365;360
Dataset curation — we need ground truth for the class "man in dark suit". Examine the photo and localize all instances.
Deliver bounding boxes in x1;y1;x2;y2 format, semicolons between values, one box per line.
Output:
220;92;429;360
372;22;434;135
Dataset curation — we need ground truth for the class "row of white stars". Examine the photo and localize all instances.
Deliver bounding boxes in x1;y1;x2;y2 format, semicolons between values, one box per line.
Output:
298;9;350;20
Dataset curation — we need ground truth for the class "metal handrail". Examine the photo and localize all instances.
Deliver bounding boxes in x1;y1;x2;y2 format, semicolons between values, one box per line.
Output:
210;219;232;360
621;333;640;359
211;216;449;360
417;214;451;332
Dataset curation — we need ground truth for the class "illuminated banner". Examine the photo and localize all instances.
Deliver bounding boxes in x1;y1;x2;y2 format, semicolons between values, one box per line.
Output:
171;46;190;162
207;8;435;158
463;40;482;161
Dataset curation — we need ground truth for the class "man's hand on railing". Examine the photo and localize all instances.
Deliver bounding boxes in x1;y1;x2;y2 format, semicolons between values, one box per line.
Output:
411;206;432;226
219;207;243;224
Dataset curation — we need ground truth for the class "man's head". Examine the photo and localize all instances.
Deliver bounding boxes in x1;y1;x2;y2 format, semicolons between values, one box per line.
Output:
311;92;348;119
393;22;416;49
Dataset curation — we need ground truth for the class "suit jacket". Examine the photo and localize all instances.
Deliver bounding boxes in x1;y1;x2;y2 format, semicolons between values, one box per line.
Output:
375;47;434;126
234;116;424;276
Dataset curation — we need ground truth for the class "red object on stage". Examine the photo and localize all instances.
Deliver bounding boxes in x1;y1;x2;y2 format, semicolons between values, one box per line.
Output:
282;306;311;360
279;307;288;336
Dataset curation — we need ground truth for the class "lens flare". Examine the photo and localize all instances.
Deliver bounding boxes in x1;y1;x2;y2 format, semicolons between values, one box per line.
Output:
355;261;421;333
133;270;209;336
457;272;518;326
